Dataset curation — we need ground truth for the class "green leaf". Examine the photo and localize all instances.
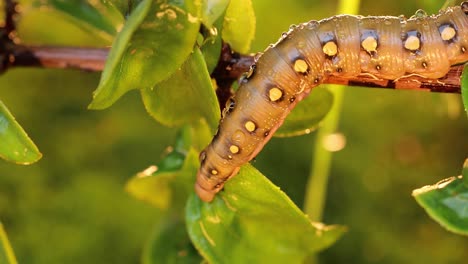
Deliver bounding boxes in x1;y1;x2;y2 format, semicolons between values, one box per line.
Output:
125;149;199;211
412;159;468;236
222;0;256;53
90;0;202;109
0;222;18;264
141;47;220;131
201;0;230;28
275;86;334;137
0;100;42;164
186;165;346;263
461;63;468;114
143;218;202;264
48;0;125;41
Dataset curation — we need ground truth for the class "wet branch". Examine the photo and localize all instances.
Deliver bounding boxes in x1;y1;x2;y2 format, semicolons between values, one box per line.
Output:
0;43;464;94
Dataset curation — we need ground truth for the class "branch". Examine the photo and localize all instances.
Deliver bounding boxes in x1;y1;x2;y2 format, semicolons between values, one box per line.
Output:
11;46;108;71
1;43;464;94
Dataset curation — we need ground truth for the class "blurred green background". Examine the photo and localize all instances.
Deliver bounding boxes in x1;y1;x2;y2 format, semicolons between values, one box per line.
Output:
1;0;467;263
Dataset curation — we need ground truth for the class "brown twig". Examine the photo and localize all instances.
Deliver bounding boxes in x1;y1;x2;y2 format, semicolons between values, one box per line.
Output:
0;0;17;73
11;46;108;71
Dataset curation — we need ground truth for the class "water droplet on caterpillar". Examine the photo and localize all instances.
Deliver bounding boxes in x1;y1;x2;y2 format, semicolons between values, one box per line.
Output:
297;41;306;49
231;130;246;145
414;9;427;18
306;21;319;30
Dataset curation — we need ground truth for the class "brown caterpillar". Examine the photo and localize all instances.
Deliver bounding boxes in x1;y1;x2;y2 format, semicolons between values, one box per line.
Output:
195;3;468;202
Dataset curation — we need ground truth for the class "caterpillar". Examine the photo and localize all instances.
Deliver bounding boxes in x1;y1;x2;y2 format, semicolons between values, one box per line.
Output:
195;3;468;202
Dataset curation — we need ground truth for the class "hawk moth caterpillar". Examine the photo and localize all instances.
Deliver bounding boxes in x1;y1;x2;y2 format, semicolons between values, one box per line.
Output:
195;2;468;202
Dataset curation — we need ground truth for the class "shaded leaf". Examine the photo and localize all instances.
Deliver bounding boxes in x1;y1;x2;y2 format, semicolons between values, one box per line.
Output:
462;63;468;114
186;164;346;263
413;159;468;236
48;0;125;41
0;100;42;164
0;222;18;264
201;0;230;28
90;0;201;109
141;47;220;131
125;149;198;211
222;0;255;53
275;86;334;137
143;218;202;264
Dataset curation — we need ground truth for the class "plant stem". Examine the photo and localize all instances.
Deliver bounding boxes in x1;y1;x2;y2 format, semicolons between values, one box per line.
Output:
303;0;361;222
0;222;18;264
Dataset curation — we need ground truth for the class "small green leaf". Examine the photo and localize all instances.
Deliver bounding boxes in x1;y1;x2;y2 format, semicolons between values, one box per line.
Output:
275;86;334;137
222;0;256;53
143;218;202;264
89;0;152;108
0;101;42;164
141;47;220;131
186;165;346;263
461;63;468;114
413;159;468;236
0;222;18;264
125;149;198;211
201;0;230;28
90;0;202;109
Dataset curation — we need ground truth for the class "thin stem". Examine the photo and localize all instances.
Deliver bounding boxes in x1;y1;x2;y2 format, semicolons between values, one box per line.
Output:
303;0;361;221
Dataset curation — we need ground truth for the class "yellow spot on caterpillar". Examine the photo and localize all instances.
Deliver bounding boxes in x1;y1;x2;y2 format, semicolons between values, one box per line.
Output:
322;41;338;56
361;36;378;52
404;35;420;51
269;87;283;101
245;121;256;132
441;26;456;41
229;145;240;154
211;169;218;175
293;59;309;73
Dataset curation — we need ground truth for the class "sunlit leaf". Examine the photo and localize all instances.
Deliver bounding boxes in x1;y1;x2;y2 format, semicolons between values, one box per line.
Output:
201;0;230;28
0;100;42;164
186;165;346;263
141;47;220;131
222;0;255;53
143;218;202;264
461;63;468;114
275;86;334;137
90;0;201;109
413;159;468;236
0;222;18;264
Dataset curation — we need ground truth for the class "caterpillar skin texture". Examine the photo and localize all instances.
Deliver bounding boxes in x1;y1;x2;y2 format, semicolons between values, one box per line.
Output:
196;3;468;202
